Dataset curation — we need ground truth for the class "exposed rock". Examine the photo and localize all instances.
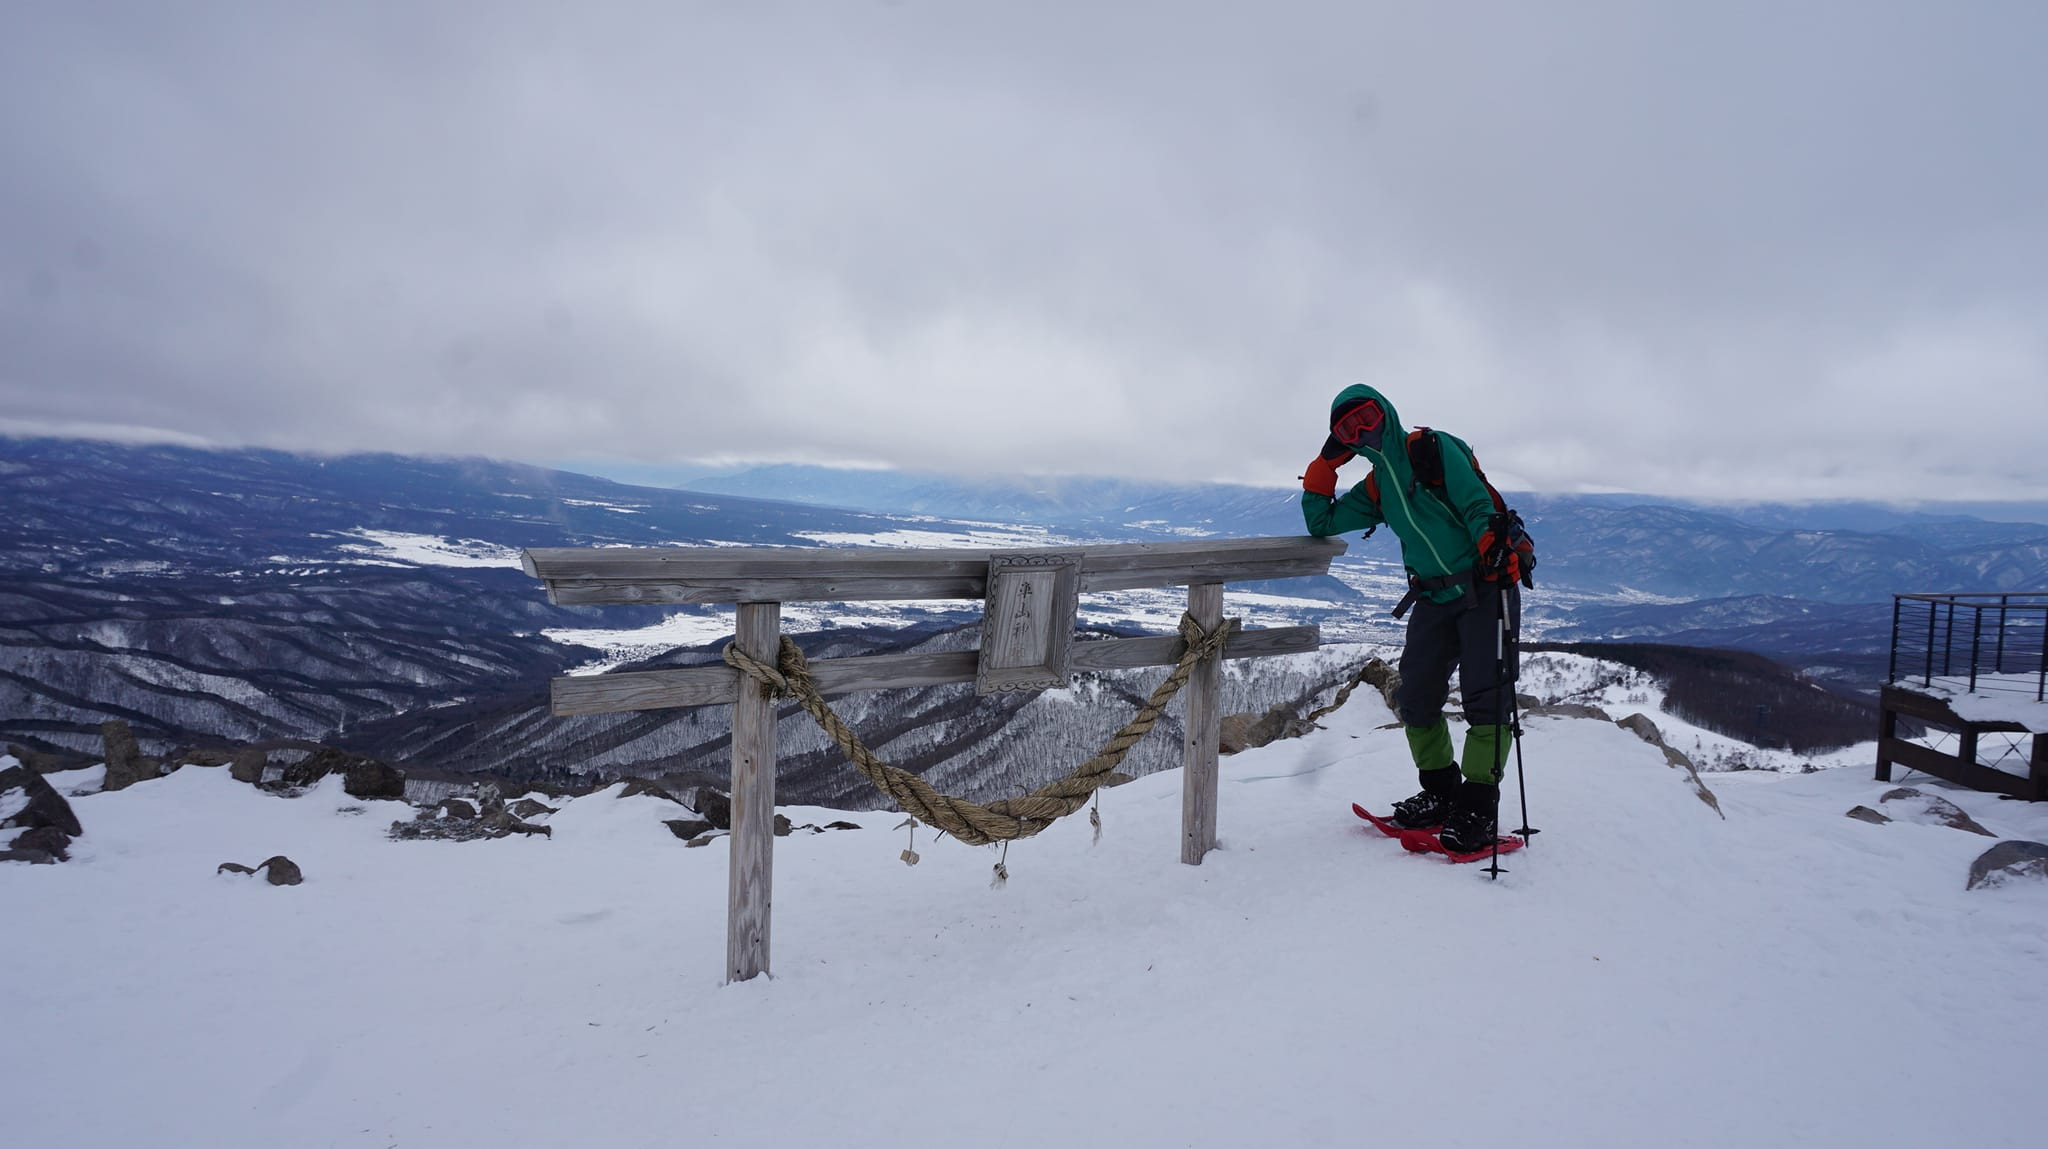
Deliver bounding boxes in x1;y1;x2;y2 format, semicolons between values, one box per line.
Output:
508;798;557;820
341;758;405;801
1614;713;1724;819
1614;713;1661;744
1845;805;1892;825
665;818;714;840
229;748;266;785
618;777;682;804
279;748;330;789
482;810;551;838
1876;787;1995;837
693;788;732;829
0;763;84;837
1305;658;1402;723
0;845;60;864
391;809;550;841
217;856;303;885
773;813;793;837
476;782;504;817
823;820;861;831
8;825;72;861
436;798;478;821
1217;714;1257;754
282;747;406;800
1219;704;1316;755
1371;661;1403;712
7;743;89;776
390;819;485;842
684;830;728;848
100;719;166;792
1966;840;2048;890
1525;702;1616;722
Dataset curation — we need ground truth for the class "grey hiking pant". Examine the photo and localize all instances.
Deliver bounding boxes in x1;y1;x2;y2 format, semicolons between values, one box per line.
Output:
1395;587;1518;729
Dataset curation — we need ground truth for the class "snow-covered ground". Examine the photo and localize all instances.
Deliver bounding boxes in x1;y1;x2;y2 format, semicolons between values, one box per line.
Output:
5;689;2045;1148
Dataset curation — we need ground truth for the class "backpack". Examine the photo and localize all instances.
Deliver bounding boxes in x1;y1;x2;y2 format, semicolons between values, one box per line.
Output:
1362;428;1537;587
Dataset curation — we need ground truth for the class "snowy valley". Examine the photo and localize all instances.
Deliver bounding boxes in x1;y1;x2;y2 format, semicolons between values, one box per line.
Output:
9;436;2046;797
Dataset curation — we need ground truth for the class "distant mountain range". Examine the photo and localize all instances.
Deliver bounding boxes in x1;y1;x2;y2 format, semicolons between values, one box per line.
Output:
675;464;2048;695
0;438;999;773
4;436;2044;784
679;463;2048;602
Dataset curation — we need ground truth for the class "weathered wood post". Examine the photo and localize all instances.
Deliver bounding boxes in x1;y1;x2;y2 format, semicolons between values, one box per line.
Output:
2033;731;2048;801
1181;581;1223;864
1874;703;1897;783
728;601;779;982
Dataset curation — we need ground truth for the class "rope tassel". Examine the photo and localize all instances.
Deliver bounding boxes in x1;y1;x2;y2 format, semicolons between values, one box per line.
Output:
896;817;921;866
990;841;1009;889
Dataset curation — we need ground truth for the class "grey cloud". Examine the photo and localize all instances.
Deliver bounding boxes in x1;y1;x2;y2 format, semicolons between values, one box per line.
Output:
2;1;2044;500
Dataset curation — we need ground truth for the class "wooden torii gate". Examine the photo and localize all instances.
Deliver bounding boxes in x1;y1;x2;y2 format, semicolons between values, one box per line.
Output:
522;535;1347;981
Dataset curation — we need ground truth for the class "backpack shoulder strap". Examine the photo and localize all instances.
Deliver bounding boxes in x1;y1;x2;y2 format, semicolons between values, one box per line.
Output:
1418;428;1511;517
1405;428;1445;487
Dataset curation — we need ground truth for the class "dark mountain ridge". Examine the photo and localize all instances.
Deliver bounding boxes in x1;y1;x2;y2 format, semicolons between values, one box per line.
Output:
0;437;1029;763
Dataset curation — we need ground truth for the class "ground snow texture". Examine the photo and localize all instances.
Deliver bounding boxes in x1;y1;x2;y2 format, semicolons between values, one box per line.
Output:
5;696;2046;1148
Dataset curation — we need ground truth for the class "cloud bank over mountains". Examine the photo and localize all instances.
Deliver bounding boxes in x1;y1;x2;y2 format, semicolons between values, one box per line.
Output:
3;2;2044;500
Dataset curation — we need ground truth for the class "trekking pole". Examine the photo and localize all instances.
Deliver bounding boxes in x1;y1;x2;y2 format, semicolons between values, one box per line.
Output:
1485;583;1510;879
1484;580;1538;879
1507;580;1537;845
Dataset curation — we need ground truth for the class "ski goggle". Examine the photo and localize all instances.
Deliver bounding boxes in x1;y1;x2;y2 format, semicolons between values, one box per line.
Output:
1330;399;1386;447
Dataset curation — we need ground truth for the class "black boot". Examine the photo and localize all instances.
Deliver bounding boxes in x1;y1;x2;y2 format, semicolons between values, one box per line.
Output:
1389;767;1459;830
1438;780;1501;853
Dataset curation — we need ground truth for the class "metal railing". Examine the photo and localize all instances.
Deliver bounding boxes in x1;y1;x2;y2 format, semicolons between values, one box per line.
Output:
1888;593;2048;702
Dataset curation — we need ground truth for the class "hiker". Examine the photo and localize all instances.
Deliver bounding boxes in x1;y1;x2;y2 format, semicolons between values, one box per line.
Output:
1300;384;1533;854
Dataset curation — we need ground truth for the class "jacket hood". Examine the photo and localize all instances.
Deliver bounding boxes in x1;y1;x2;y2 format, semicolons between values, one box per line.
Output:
1327;383;1412;485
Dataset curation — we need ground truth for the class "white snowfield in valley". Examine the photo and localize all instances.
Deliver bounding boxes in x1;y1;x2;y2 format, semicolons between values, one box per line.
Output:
4;690;2046;1148
543;592;1352;677
792;525;1071;549
330;529;526;569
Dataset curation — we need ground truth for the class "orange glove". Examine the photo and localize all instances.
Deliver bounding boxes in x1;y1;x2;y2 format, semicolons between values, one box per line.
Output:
1302;455;1342;498
1477;528;1532;585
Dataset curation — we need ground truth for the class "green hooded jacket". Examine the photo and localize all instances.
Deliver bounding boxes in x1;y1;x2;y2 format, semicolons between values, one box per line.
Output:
1300;384;1497;604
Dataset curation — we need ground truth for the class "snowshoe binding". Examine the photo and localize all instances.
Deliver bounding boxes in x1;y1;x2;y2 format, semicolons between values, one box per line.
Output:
1437;781;1501;855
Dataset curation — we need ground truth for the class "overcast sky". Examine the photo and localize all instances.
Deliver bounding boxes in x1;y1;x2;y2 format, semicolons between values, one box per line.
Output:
3;1;2044;501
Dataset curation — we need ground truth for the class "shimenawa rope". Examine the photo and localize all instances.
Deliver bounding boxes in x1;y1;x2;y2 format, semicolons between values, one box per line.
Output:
722;611;1240;847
